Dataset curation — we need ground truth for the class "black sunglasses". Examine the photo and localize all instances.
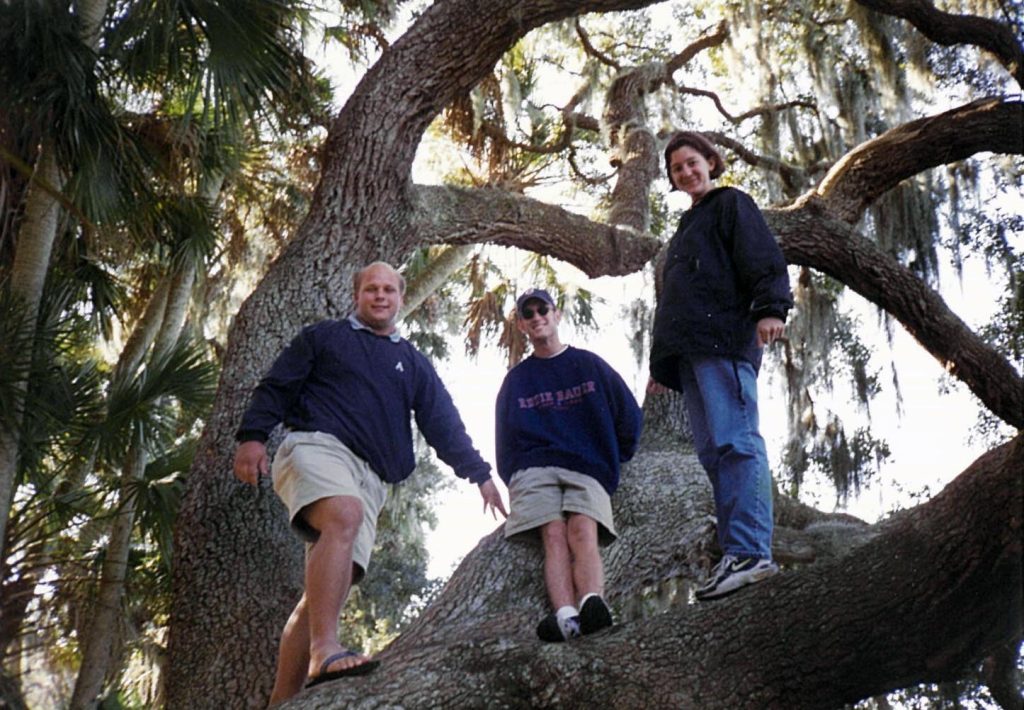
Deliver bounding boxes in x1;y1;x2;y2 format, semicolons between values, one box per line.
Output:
521;304;550;319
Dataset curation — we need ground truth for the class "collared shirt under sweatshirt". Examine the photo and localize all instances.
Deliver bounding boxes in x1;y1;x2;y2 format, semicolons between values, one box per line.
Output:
236;317;491;485
495;346;643;495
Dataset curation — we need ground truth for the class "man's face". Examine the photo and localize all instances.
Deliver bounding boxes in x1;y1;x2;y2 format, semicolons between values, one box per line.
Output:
354;265;403;334
516;298;560;342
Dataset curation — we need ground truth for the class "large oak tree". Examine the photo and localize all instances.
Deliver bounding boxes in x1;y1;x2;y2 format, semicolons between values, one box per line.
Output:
167;0;1023;707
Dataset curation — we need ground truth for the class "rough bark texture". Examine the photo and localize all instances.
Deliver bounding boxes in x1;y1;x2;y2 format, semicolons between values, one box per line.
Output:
411;186;661;276
166;1;1024;707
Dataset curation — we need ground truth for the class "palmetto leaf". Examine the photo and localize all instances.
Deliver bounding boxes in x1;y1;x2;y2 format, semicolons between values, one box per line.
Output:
130;442;195;572
108;0;318;129
0;1;154;223
90;337;216;467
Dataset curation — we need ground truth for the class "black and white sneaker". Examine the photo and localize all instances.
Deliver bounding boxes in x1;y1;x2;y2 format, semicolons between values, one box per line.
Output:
695;555;778;601
578;595;613;635
536;613;580;642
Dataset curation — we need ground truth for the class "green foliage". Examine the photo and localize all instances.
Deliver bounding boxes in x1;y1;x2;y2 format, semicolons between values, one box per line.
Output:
1;3;324;703
0;0;152;223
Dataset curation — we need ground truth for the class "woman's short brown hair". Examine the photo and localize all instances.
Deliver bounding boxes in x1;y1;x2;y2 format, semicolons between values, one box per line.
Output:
663;131;726;188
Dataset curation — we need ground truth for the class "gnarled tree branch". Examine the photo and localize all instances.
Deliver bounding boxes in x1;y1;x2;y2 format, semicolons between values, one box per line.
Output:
771;203;1024;428
814;97;1024;223
854;0;1024;87
410;185;661;277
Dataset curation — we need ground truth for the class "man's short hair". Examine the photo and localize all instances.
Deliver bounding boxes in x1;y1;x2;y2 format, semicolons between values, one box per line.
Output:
353;261;407;296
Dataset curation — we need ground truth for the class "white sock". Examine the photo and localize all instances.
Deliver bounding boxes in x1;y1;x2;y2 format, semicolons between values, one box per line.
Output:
556;605;578;621
555;605;579;638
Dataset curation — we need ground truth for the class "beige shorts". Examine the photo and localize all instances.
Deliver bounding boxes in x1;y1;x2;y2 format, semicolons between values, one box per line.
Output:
272;431;388;580
504;466;616;546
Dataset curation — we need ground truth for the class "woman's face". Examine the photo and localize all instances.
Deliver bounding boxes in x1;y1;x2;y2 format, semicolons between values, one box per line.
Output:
668;145;716;202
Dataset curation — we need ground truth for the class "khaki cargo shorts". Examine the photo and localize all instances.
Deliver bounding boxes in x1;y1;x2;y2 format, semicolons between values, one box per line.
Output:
272;431;388;579
504;466;616;546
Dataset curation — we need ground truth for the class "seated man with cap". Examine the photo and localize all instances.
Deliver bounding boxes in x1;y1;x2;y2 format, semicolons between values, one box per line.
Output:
495;287;643;641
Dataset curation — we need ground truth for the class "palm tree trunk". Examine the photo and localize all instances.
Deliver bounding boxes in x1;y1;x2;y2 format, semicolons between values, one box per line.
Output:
399;244;473;319
0;147;63;560
151;262;196;361
69;171;210;704
69;442;144;710
0;0;109;562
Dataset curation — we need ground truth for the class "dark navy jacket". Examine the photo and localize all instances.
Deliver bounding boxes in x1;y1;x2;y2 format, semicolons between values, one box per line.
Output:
650;187;793;391
236;317;491;485
495;346;642;495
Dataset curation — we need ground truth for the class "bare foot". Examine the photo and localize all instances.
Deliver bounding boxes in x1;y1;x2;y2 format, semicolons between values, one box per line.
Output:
306;648;379;687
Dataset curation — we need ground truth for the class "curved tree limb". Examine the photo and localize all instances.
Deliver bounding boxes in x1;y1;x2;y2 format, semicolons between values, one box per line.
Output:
770;204;1024;428
316;0;662;225
575;18;621;70
675;84;817;126
411;185;661;277
665;20;729;75
854;0;1024;87
814;97;1024;223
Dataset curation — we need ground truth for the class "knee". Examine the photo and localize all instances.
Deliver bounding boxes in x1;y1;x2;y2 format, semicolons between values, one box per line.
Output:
306;496;364;541
540;519;568;547
566;515;598;551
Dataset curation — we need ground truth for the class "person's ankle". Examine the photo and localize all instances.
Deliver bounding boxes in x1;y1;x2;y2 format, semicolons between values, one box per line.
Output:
555;605;580;639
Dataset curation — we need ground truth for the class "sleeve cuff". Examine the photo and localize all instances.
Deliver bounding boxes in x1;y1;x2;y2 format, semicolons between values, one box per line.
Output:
235;430;269;444
468;467;492;486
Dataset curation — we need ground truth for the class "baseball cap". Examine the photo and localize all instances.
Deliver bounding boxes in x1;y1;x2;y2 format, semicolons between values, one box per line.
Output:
515;288;556;316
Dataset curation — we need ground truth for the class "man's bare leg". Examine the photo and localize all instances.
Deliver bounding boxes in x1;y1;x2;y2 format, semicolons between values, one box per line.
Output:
268;596;310;706
302;496;371;676
540;519;576;609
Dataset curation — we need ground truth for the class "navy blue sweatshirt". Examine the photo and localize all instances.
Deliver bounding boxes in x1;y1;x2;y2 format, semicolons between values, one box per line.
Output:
650;186;793;390
236;318;491;485
495;346;643;495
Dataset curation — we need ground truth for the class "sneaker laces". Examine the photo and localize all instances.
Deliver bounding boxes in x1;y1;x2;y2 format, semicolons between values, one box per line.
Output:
712;554;737;580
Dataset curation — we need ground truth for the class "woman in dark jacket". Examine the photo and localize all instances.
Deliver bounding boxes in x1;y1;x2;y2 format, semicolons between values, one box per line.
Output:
649;131;793;601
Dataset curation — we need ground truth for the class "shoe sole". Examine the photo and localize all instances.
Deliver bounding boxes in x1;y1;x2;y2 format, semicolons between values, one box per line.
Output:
696;565;778;601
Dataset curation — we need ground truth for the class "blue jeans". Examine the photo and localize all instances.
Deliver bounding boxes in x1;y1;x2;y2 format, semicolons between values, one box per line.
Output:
679;357;773;559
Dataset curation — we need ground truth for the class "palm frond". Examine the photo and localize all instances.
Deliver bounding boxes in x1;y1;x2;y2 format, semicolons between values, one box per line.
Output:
108;0;321;131
91;337;217;466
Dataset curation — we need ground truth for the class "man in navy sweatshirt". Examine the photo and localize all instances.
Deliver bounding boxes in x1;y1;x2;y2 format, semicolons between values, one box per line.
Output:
233;262;507;703
495;288;642;642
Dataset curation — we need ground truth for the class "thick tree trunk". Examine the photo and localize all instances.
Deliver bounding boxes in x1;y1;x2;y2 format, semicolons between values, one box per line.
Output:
166;3;661;706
